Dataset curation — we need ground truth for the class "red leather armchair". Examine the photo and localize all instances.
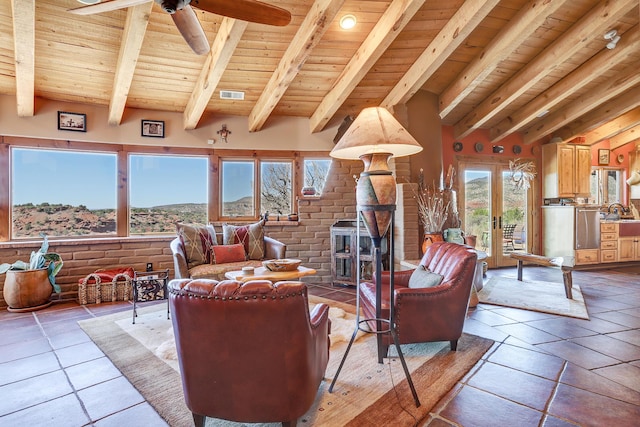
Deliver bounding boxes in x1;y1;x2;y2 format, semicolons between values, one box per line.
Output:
360;242;477;357
169;278;331;427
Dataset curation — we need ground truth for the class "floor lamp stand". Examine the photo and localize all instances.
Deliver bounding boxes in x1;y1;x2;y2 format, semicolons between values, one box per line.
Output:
328;207;421;408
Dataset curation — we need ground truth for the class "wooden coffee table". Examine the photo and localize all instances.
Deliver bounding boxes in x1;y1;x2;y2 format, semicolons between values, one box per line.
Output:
225;266;316;283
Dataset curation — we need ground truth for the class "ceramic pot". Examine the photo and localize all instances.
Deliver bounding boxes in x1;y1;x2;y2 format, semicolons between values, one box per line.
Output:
3;268;53;312
421;232;444;254
356;152;395;247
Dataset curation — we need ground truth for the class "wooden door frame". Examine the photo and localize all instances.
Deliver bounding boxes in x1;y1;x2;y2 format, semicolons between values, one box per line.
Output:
454;155;538;268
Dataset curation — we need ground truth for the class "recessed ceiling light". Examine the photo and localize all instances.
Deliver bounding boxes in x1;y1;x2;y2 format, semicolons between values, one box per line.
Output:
77;0;101;5
340;15;357;30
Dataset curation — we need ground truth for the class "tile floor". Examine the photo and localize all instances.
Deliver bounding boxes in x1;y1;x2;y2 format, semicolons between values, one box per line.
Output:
1;265;639;426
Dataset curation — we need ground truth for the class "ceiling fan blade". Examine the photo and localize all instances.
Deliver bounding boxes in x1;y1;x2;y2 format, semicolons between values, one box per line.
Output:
68;0;151;15
192;0;291;26
172;6;210;55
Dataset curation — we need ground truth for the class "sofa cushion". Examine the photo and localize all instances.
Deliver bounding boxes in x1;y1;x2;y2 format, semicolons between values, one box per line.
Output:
212;243;246;264
408;265;444;289
176;223;217;269
189;260;264;281
222;220;265;260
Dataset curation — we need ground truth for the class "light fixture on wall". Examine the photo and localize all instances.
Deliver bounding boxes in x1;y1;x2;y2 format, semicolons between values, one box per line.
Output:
328;106;422;407
604;29;621;49
339;14;357;30
627;170;640;186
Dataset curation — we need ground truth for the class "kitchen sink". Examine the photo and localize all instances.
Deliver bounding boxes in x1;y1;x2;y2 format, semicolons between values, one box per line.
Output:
619;220;640;237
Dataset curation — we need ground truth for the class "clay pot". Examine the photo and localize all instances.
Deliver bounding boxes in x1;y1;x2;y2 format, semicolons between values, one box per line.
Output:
3;268;53;312
356;152;395;246
421;232;444;254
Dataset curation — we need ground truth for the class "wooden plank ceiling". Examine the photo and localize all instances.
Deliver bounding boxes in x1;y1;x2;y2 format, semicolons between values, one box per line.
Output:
1;0;639;147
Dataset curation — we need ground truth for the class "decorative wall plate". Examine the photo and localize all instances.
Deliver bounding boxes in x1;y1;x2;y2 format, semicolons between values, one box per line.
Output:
474;142;484;153
513;145;522;154
453;141;463;152
617;154;624;164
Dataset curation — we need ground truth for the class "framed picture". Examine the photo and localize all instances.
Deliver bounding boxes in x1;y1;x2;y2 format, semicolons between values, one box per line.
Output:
141;120;164;138
598;149;610;165
58;111;86;132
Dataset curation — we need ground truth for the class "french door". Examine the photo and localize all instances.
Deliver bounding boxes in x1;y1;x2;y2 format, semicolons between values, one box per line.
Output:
458;159;533;268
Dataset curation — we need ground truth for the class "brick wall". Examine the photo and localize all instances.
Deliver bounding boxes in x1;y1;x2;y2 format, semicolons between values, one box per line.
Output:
0;158;420;308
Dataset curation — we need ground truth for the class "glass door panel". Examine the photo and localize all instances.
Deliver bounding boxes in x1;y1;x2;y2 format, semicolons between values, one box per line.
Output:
463;169;492;256
501;170;528;264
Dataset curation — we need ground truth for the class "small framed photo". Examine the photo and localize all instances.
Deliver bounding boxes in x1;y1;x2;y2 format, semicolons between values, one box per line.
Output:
598;149;610;165
141;120;164;138
58;111;86;132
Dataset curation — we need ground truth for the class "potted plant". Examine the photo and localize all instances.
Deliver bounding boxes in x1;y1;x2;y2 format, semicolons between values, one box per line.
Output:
412;184;450;254
1;233;63;312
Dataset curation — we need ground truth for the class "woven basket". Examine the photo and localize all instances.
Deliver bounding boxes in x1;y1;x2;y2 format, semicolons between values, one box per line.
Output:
79;272;133;305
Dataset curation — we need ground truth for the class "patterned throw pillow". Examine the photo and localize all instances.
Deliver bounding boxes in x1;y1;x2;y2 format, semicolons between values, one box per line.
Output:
408;265;444;289
222;220;265;260
176;223;217;269
211;243;246;264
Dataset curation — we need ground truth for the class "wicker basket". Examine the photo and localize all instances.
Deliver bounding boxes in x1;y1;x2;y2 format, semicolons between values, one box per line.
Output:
79;271;133;305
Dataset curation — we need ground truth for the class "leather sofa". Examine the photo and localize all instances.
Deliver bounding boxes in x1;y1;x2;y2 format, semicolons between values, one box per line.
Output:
360;242;477;358
168;278;330;427
170;233;286;281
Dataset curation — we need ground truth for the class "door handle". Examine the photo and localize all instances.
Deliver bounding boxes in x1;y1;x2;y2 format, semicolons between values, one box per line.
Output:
493;216;497;229
499;216;502;229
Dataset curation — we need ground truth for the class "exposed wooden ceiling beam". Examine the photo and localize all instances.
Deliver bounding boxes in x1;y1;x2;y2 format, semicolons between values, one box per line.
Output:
544;85;640;144
609;125;640;150
11;0;35;117
491;25;640;143
249;0;344;132
108;2;153;126
183;18;248;130
309;0;426;133
522;61;640;144
439;0;566;119
454;0;637;140
382;0;499;113
583;107;640;145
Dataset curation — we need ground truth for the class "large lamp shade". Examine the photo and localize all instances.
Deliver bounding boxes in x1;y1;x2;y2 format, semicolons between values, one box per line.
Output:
330;107;422;244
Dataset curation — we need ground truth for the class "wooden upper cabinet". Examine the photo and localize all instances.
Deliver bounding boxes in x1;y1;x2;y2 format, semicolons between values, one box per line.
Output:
542;143;592;198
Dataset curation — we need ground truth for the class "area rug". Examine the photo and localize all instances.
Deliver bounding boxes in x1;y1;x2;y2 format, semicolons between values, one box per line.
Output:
478;276;589;319
79;296;493;427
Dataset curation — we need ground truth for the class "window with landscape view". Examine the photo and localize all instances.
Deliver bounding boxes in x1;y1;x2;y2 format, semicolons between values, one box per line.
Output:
11;147;117;238
129;154;209;234
304;158;331;195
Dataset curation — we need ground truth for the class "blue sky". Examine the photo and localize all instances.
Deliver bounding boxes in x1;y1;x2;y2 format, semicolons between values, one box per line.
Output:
12;149;211;210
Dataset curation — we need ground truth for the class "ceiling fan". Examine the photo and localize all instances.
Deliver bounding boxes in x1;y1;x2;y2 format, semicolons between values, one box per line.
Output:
69;0;292;55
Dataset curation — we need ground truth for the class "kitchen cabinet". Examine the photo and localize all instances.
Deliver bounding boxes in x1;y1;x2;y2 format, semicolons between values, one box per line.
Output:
542;143;591;198
618;237;640;261
600;222;618;263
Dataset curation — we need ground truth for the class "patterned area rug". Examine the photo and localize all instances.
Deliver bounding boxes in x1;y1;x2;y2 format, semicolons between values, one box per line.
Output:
79;296;493;427
478;276;589;319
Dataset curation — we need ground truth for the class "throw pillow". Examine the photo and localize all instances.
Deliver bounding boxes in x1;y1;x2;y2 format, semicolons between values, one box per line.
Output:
176;223;217;269
222;220;265;260
211;243;246;264
408;265;444;289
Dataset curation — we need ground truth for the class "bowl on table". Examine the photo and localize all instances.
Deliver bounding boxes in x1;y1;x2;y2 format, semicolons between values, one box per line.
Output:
262;259;302;272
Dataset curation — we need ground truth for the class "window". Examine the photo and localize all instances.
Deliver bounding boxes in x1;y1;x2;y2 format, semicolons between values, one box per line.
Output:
220;159;295;218
221;160;255;218
590;167;623;205
129;155;208;234
261;161;292;216
303;159;331;195
11;147;117;238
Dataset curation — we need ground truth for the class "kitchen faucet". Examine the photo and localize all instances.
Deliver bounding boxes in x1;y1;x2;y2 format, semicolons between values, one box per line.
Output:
607;202;627;214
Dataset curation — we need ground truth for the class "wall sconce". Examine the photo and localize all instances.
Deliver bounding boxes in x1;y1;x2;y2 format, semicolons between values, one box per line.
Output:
627;170;640;186
604;29;621;49
339;14;357;30
217;124;231;143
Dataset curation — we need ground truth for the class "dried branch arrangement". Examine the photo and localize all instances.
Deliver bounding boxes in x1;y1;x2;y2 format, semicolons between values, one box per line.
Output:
509;159;537;190
413;171;450;233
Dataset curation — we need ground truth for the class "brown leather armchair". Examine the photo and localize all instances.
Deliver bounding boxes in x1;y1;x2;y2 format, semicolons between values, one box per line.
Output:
169;278;331;427
360;242;477;357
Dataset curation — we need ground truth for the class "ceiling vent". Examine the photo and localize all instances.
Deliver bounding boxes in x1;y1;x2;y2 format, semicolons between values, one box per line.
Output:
220;90;245;100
